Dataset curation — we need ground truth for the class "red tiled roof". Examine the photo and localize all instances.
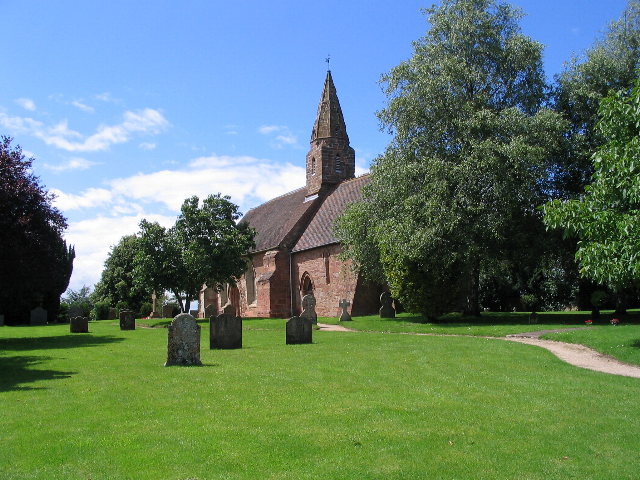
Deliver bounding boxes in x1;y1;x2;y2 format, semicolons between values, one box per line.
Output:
292;174;370;252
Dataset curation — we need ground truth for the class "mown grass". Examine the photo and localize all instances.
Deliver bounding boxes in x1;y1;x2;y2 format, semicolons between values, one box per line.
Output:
1;319;640;479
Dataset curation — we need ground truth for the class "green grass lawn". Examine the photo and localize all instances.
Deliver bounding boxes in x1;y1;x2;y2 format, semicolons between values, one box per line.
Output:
2;319;640;479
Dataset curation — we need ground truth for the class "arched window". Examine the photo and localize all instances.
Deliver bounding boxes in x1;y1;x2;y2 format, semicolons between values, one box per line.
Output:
300;272;314;296
245;266;256;306
218;283;228;306
311;157;316;175
335;154;342;174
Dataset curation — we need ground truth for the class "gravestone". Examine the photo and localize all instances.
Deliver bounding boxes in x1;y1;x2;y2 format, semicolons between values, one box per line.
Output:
30;306;47;326
70;316;89;333
205;303;217;318
108;307;117;320
210;308;242;349
162;304;174;319
300;294;317;324
119;310;135;330
165;313;202;366
379;292;396;318
286;316;312;345
0;314;4;326
339;299;352;322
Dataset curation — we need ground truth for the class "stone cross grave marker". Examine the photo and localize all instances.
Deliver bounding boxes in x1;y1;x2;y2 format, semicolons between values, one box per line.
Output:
379;292;396;318
162;304;174;319
70;316;89;333
300;294;317;324
30;306;47;326
210;310;242;349
165;313;202;366
286;316;312;345
339;299;352;322
119;310;135;330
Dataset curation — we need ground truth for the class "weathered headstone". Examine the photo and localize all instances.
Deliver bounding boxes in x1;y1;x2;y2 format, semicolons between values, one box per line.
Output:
0;314;4;326
286;316;312;345
30;306;47;326
70;316;89;333
339;299;352;322
119;310;135;330
210;308;242;349
300;294;317;325
165;313;202;366
205;303;217;318
162;304;174;319
379;292;396;318
108;307;117;320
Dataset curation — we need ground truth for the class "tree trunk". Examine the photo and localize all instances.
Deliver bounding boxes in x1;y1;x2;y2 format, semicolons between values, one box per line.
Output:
463;261;481;317
614;291;628;316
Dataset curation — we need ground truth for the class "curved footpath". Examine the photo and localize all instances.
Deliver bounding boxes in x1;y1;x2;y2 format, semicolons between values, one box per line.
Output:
317;323;640;379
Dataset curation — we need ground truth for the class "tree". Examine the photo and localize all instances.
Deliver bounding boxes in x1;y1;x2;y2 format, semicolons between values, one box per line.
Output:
544;74;640;292
335;0;565;319
0;136;74;324
552;0;640;197
134;194;255;312
93;235;150;312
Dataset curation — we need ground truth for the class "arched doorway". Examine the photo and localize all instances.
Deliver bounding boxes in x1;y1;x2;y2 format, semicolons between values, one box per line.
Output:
300;272;314;296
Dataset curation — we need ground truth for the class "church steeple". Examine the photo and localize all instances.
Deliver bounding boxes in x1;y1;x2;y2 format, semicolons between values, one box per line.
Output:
306;70;355;196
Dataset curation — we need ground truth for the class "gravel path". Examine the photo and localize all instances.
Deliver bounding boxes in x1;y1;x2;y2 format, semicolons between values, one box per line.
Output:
316;323;640;379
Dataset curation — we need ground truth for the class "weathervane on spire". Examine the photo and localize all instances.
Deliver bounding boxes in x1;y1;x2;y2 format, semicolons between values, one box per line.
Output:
325;54;331;71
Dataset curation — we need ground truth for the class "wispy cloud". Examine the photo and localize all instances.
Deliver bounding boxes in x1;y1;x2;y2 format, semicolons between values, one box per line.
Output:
0;108;169;152
52;187;113;210
15;98;36;111
71;100;95;113
44;157;100;172
258;124;298;149
139;142;157;151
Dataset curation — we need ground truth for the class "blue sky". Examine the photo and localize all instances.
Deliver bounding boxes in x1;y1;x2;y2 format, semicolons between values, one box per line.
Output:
0;0;629;292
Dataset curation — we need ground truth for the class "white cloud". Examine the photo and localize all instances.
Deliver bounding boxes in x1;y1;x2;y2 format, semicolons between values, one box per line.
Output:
51;187;113;210
139;142;157;150
44;157;99;173
15;98;36;111
64;213;174;291
71;100;95;113
258;124;298;149
0;108;169;152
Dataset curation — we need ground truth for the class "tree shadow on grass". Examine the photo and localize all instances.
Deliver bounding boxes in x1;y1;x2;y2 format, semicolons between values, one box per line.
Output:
0;334;124;352
0;355;75;392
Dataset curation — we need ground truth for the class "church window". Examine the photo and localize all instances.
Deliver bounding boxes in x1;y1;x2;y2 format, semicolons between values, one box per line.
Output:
245;265;257;306
300;272;314;296
335;154;342;174
311;157;316;175
324;251;330;284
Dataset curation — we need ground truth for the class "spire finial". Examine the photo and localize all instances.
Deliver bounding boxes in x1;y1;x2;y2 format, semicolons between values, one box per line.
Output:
325;54;331;71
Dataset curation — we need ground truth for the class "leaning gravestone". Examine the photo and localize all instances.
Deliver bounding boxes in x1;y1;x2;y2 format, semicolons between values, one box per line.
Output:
300;294;317;325
108;307;117;320
119;310;135;330
165;313;202;366
70;316;89;333
30;307;47;326
210;306;242;349
286;316;312;345
379;292;396;318
339;299;352;322
162;304;174;319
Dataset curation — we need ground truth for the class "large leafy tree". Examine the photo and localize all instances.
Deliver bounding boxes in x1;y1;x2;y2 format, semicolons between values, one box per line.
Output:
0;136;74;323
336;0;565;319
134;194;255;312
544;74;640;292
93;235;150;312
552;0;640;197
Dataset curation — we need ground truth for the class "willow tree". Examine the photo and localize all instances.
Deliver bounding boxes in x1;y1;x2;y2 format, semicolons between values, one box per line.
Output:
336;0;565;319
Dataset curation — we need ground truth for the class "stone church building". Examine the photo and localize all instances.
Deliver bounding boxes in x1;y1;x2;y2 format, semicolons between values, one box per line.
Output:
198;71;382;318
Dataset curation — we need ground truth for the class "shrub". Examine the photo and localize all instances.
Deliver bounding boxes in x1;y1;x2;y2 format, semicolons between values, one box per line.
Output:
139;302;153;318
92;301;111;321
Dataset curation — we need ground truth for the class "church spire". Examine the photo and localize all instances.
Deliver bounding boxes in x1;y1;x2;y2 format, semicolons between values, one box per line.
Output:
306;70;355;196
